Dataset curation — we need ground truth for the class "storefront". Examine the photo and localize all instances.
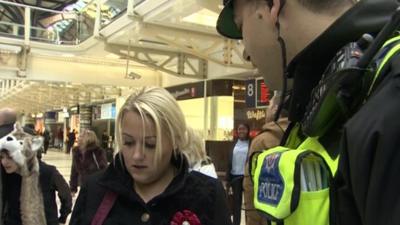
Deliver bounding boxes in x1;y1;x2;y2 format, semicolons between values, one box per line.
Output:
91;102;116;149
166;79;236;141
68;106;80;135
166;78;271;140
166;78;273;177
43;111;64;148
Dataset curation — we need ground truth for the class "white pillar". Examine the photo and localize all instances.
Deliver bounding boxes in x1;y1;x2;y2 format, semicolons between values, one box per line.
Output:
24;7;31;45
127;0;135;16
93;0;101;37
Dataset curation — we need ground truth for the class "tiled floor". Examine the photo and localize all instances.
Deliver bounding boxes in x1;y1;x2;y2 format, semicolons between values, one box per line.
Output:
41;148;246;225
42;148;72;182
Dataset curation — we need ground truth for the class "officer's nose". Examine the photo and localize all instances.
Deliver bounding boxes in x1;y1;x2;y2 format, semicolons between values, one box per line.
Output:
243;49;251;62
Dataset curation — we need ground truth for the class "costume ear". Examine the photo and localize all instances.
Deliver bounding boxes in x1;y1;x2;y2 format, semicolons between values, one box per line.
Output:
31;136;43;152
13;122;23;133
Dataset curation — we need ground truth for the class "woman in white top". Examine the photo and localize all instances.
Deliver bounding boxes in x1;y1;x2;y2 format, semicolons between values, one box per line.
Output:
184;128;218;178
227;123;251;225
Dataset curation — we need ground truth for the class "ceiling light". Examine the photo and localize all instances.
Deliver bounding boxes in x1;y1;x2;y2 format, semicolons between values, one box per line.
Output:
181;8;218;27
61;53;75;57
126;72;141;80
106;53;120;59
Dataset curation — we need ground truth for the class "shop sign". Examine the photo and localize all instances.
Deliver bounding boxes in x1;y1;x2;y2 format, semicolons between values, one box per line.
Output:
246;79;256;108
246;109;266;121
92;106;101;120
166;81;204;100
256;78;270;108
171;88;192;99
101;103;116;119
57;112;64;122
246;78;272;108
70;105;79;114
44;112;57;124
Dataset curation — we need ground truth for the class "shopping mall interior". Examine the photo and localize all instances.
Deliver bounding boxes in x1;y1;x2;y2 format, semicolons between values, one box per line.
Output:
0;0;276;224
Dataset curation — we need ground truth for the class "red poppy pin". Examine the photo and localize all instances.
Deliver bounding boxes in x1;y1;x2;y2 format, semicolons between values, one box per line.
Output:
170;210;201;225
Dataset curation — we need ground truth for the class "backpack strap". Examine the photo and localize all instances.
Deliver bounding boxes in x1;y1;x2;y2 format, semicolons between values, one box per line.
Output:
91;191;118;225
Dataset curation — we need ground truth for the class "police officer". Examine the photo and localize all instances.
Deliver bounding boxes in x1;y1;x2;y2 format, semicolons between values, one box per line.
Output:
217;0;400;225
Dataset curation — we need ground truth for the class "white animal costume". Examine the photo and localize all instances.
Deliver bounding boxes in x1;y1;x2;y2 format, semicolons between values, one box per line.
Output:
0;123;46;225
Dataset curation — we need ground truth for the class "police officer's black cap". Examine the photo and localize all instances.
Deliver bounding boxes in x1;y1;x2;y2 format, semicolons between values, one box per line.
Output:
216;0;242;39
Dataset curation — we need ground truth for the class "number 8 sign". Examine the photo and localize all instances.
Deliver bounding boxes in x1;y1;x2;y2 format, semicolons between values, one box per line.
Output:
246;79;256;108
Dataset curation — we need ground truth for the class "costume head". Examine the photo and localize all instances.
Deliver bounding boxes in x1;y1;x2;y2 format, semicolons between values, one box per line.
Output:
0;122;43;175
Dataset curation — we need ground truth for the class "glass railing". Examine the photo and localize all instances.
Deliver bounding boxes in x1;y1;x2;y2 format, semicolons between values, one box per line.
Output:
77;0;97;43
0;3;25;39
0;0;144;45
100;0;145;28
30;7;79;44
101;0;128;28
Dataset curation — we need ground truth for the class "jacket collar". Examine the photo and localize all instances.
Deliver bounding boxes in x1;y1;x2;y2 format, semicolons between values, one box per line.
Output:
287;0;400;122
98;152;190;202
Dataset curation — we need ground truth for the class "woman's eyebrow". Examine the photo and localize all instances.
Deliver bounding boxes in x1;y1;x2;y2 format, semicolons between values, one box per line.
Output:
144;136;156;139
122;133;132;137
122;134;156;139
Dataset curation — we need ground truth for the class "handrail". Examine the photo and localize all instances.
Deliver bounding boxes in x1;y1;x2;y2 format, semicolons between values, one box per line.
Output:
0;0;136;45
80;0;97;12
0;0;75;14
0;21;50;32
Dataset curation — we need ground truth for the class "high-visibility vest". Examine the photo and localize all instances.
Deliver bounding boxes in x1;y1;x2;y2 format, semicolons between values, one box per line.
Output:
250;34;400;225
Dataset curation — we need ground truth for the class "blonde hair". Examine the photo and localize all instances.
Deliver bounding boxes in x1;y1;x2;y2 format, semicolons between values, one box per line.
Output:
183;128;210;168
79;129;99;150
116;87;205;167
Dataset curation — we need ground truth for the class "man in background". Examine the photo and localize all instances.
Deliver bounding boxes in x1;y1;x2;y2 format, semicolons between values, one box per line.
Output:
243;93;289;225
0;108;17;138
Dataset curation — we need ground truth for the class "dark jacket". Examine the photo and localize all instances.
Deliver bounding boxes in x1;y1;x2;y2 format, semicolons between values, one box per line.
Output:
68;132;76;145
334;46;400;224
70;145;107;192
2;161;72;225
69;154;231;225
0;123;13;139
283;1;400;225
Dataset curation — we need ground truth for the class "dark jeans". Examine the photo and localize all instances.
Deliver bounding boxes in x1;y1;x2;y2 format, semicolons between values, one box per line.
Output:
67;142;74;154
230;174;244;225
43;142;49;154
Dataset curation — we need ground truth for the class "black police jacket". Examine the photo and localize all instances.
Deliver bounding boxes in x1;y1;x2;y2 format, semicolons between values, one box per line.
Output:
334;49;400;225
284;0;400;225
69;154;232;225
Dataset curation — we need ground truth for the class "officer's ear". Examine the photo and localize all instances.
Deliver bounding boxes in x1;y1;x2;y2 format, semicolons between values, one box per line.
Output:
269;0;282;25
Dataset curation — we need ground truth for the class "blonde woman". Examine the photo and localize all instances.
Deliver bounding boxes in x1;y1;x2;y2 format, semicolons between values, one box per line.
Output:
184;128;217;178
70;129;107;197
70;87;231;225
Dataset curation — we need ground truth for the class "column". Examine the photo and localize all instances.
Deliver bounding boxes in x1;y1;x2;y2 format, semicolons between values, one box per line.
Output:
79;105;92;133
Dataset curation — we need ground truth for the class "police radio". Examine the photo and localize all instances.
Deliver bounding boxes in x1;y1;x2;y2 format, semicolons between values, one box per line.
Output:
302;7;400;137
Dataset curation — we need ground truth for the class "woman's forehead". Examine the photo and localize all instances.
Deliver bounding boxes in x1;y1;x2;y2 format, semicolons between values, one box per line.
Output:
122;111;157;133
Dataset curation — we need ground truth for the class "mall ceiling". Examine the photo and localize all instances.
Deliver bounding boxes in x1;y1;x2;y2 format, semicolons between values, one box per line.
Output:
0;0;263;114
0;79;133;114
